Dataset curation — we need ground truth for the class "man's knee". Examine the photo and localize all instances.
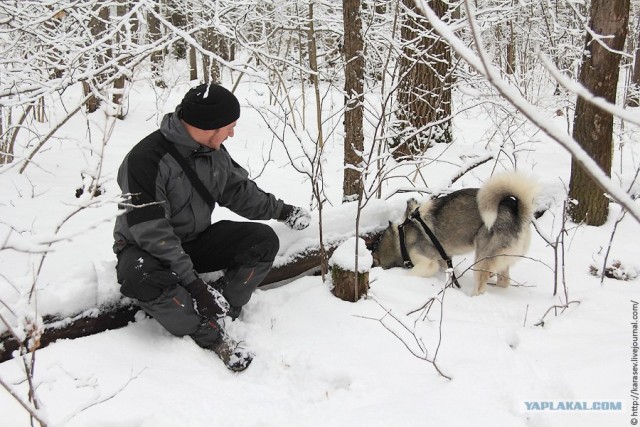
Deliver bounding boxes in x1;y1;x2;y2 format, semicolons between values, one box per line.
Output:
249;224;280;261
138;285;202;337
259;224;280;260
116;247;179;302
236;223;279;264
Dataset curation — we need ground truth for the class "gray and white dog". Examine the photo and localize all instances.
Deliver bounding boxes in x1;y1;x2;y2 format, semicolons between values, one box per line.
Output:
372;172;539;295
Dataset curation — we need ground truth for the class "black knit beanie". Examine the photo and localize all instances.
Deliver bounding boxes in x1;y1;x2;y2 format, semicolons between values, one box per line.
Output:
180;83;240;130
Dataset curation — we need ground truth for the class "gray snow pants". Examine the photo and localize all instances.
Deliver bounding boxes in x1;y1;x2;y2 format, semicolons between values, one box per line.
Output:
115;220;279;347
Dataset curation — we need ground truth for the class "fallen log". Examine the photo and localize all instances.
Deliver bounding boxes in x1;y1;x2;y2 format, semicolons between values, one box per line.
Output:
0;233;382;363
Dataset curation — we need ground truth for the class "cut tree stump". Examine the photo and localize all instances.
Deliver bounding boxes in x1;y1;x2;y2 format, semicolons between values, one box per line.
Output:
331;266;369;302
0;232;383;363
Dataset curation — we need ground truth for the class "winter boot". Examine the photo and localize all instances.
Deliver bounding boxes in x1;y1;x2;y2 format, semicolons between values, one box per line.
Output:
210;331;253;372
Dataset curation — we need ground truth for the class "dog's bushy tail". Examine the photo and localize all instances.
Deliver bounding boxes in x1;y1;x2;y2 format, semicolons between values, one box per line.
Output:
477;172;539;230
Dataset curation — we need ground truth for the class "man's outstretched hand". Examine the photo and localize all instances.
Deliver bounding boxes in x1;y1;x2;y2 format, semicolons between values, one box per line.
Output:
278;204;311;230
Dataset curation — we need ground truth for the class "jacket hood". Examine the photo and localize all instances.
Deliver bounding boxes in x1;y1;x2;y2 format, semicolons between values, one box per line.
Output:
160;108;215;155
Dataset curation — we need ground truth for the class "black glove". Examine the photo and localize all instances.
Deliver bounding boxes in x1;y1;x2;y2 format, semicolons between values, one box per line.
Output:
278;204;311;230
184;278;230;318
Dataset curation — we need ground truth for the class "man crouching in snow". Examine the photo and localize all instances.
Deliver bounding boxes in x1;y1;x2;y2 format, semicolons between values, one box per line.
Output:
113;83;310;372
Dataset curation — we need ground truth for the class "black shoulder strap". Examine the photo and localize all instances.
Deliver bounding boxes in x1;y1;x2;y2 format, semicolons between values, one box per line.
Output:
397;221;414;269
157;138;216;210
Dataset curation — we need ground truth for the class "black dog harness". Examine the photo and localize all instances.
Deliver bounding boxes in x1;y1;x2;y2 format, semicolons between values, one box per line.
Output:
398;208;461;289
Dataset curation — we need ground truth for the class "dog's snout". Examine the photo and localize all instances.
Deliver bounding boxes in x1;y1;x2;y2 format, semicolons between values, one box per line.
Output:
371;253;380;267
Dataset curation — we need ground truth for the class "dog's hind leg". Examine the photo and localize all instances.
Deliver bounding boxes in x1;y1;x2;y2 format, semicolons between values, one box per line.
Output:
472;254;494;295
473;234;502;295
473;268;492;295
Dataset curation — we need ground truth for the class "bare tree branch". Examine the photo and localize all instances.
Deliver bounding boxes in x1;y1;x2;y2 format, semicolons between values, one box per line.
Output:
415;0;640;223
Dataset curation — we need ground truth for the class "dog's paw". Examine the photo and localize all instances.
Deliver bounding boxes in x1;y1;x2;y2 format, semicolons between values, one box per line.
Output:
496;275;510;288
473;283;487;296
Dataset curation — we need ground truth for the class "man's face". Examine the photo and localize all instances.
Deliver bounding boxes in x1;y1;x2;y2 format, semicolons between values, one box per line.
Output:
186;121;237;150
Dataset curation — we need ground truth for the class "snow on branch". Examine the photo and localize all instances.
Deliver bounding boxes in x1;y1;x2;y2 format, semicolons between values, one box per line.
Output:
539;53;640;127
415;0;640;223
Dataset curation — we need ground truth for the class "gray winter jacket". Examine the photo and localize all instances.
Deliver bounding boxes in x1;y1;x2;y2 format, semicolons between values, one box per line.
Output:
113;110;285;285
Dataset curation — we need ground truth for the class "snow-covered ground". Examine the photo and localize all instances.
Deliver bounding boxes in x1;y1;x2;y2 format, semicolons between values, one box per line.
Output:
1;78;638;426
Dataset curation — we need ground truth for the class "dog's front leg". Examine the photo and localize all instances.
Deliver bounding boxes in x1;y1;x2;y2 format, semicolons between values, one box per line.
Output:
409;254;440;278
496;268;510;288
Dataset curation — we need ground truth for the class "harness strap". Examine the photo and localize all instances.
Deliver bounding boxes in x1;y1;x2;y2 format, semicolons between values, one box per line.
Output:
399;209;461;289
409;210;450;263
397;222;414;268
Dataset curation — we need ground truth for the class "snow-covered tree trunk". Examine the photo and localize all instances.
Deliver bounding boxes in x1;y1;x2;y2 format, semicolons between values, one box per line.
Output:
329;238;372;302
168;1;187;59
394;0;452;159
331;267;369;302
342;0;365;201
506;18;516;75
201;27;221;84
568;0;630;225
0;232;383;362
189;44;198;81
83;4;110;113
148;3;166;87
201;25;231;84
112;0;129;119
629;13;640;107
0;108;11;165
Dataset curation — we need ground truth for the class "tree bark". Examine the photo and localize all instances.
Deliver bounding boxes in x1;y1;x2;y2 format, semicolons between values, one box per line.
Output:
394;0;453;159
189;45;199;81
148;3;166;87
343;0;365;201
168;1;187;59
112;0;128;119
629;17;640;107
331;266;369;302
568;0;630;225
200;27;222;84
83;5;110;113
0;107;8;164
506;19;516;75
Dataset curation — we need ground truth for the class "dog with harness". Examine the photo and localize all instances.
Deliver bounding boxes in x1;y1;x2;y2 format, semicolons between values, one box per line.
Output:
371;172;539;295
